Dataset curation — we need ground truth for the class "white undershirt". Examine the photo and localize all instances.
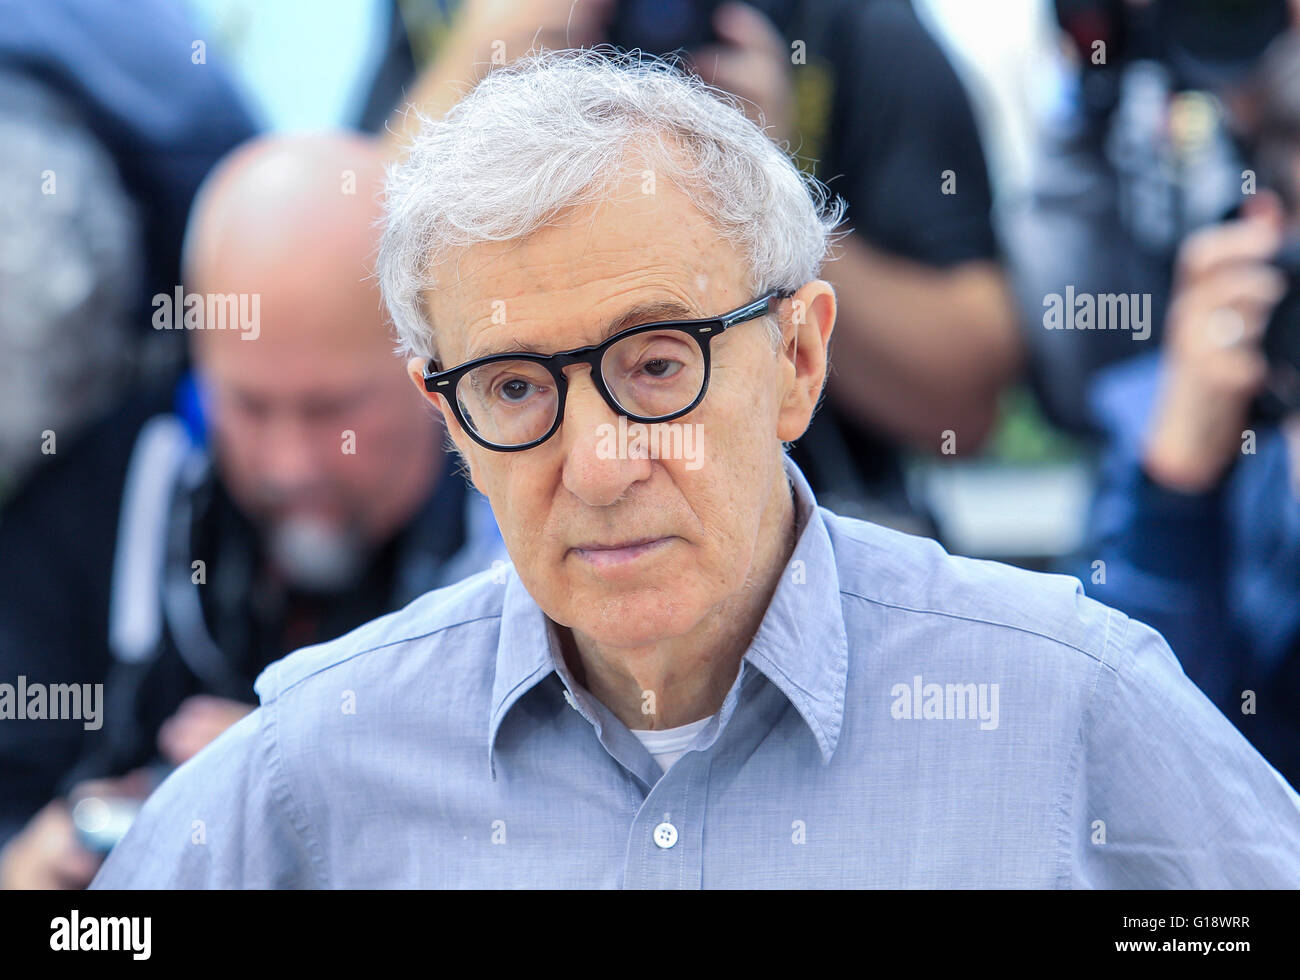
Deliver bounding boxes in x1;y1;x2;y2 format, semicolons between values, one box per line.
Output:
631;715;715;773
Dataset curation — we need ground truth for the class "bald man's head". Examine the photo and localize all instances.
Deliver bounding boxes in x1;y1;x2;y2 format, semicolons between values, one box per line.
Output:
184;131;388;353
185;133;443;591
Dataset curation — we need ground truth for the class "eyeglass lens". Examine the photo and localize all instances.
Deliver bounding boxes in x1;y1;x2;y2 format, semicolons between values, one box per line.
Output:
454;328;707;447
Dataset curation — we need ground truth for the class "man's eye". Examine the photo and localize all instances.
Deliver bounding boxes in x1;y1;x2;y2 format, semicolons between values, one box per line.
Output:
496;378;539;403
640;357;683;379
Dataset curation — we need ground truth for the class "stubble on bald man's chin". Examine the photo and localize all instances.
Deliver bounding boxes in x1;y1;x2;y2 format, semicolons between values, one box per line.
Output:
263;513;370;594
241;479;372;593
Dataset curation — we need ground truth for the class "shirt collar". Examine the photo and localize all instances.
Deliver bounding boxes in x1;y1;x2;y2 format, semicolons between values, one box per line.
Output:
739;452;849;764
487;452;849;778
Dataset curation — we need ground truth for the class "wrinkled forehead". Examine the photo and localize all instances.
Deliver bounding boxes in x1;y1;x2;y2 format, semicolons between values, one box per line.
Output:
422;172;750;366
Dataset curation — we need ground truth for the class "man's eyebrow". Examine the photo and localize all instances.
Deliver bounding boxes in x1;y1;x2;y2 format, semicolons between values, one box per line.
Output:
463;298;700;361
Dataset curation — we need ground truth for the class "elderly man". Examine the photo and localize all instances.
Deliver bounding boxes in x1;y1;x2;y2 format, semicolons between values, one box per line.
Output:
94;51;1300;888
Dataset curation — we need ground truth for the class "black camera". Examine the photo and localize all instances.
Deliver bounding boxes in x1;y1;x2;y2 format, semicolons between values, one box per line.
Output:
1055;0;1289;92
1258;235;1300;420
607;0;722;55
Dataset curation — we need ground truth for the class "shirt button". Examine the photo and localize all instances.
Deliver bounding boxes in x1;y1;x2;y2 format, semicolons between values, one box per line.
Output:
653;822;678;849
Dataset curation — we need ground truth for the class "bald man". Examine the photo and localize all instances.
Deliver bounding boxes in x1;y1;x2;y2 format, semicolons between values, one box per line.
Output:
0;133;504;889
184;133;456;594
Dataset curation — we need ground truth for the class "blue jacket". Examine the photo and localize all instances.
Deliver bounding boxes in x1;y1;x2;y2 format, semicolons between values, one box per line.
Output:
1083;352;1300;785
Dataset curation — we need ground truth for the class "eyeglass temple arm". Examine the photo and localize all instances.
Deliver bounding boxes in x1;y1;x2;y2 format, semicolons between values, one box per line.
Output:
718;288;797;329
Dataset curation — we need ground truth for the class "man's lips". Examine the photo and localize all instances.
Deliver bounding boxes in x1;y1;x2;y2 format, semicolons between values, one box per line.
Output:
568;536;675;569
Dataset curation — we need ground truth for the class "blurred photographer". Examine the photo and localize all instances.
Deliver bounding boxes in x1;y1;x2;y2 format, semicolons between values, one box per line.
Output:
1013;0;1296;433
0;133;505;888
1085;30;1300;788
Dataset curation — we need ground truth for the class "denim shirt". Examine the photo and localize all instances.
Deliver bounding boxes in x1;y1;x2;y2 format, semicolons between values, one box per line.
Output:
93;454;1300;888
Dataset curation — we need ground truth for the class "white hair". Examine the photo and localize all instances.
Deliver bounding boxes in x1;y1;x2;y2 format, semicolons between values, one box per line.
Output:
379;46;846;362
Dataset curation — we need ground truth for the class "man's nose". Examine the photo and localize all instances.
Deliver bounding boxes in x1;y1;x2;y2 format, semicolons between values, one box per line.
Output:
258;412;327;491
559;366;652;507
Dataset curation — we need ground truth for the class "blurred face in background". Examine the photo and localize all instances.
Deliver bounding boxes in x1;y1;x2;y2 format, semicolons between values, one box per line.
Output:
194;282;434;591
188;137;439;592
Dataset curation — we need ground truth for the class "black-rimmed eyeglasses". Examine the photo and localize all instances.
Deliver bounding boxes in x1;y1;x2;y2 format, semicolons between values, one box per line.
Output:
423;289;794;451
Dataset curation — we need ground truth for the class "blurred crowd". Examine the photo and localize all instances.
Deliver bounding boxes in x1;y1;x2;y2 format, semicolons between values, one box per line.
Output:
2;0;1299;886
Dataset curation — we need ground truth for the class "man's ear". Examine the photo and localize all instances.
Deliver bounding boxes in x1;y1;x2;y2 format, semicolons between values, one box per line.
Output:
775;280;836;443
405;356;483;491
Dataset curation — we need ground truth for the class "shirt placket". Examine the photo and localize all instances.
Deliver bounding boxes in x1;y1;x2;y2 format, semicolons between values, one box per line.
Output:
622;749;712;889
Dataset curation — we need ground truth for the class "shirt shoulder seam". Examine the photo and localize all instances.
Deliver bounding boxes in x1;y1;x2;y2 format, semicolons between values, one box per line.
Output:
837;588;1115;668
1056;604;1129;888
266;611;503;702
261;693;329;887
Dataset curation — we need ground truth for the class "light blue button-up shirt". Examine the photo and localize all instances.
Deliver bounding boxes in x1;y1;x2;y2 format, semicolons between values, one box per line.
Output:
92;454;1300;888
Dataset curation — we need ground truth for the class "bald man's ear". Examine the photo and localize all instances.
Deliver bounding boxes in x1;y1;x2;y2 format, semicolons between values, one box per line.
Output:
406;356;484;493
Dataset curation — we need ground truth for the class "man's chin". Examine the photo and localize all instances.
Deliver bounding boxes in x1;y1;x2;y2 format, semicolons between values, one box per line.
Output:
550;581;706;649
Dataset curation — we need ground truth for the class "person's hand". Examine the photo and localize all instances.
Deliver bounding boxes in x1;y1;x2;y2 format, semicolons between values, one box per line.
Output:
0;800;100;890
1143;194;1289;493
157;695;255;766
453;0;613;64
0;771;153;890
386;0;614;151
687;3;795;147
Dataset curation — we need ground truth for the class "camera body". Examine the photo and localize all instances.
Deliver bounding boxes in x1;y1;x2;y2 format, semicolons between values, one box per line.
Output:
1258;235;1300;421
1055;0;1289;93
607;0;722;54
